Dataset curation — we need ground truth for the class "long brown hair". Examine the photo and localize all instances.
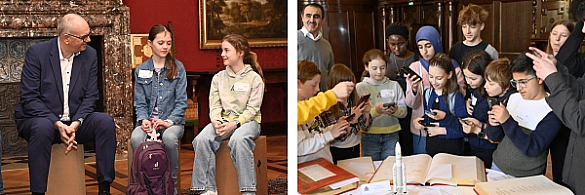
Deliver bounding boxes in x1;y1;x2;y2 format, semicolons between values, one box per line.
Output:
429;53;461;108
461;50;492;98
546;19;575;55
149;24;177;81
222;34;264;83
327;64;358;118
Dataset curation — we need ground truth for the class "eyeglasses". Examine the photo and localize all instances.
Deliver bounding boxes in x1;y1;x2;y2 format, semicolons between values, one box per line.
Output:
66;33;90;42
510;75;536;88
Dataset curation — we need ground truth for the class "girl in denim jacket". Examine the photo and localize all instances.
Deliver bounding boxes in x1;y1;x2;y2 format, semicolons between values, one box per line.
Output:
191;34;265;195
130;24;188;192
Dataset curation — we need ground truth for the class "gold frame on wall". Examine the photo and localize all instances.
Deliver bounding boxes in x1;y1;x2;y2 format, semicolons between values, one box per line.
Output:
198;0;287;49
130;34;151;69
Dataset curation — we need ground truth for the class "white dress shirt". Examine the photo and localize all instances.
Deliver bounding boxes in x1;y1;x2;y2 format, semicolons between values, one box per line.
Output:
57;39;80;122
300;26;323;41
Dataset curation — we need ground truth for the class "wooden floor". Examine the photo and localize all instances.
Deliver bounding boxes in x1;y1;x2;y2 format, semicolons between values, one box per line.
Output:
1;135;287;195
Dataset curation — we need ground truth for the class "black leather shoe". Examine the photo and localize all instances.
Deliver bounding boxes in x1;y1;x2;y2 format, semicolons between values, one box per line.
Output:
98;191;111;195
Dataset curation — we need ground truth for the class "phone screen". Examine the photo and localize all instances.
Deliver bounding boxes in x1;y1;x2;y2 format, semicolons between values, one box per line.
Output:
357;94;371;108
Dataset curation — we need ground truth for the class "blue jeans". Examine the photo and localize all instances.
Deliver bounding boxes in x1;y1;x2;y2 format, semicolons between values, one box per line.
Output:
361;132;399;161
412;133;427;155
191;121;260;192
131;125;184;186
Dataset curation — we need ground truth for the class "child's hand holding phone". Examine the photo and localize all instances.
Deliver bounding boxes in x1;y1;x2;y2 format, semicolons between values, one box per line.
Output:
331;116;351;138
488;102;509;126
425;109;446;120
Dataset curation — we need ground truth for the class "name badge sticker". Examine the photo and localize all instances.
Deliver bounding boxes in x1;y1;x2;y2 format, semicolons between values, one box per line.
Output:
380;90;394;98
233;82;250;92
360;180;391;194
138;70;153;78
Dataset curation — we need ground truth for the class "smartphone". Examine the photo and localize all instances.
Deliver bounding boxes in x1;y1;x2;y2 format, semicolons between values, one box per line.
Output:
487;98;499;110
345;113;356;122
458;118;469;125
425;110;437;116
418;120;436;127
383;102;395;108
358;94;371;108
399;65;423;81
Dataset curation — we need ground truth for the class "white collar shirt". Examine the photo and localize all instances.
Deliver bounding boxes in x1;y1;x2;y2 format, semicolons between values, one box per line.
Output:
301;26;323;41
57;38;80;121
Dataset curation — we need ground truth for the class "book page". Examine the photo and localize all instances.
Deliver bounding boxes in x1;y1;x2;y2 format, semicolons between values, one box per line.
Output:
337;157;376;184
369;154;432;184
299;164;336;182
428;153;486;185
475;175;574;195
426;164;452;181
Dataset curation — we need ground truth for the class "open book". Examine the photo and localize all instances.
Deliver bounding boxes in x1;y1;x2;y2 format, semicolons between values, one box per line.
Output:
336;157;376;184
474;175;573;195
368;153;486;186
298;158;359;195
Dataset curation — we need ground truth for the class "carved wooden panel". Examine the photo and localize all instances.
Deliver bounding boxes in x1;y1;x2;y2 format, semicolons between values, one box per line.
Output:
328;11;353;67
298;0;379;78
354;11;376;75
500;1;534;59
535;0;570;40
0;83;28;156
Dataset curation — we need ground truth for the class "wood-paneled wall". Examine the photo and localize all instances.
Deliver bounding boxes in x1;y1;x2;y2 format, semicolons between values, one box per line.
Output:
298;0;572;78
298;0;380;78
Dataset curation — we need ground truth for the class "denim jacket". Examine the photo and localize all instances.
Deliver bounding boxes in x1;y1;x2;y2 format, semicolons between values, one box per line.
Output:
134;57;188;126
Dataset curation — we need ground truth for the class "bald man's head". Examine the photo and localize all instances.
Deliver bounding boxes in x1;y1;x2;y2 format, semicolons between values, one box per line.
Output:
57;14;89;36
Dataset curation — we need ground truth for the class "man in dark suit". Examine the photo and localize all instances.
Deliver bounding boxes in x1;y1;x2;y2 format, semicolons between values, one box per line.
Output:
14;13;116;195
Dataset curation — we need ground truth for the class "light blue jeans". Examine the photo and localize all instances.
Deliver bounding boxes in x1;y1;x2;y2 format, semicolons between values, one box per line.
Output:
131;125;184;186
191;121;260;192
361;132;399;161
412;133;427;155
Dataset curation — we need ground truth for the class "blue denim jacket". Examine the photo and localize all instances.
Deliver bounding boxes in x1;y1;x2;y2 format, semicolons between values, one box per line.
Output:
134;57;188;126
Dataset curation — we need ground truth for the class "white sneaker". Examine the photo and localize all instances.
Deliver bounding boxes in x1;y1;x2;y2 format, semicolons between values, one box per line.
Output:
201;190;217;195
242;192;255;195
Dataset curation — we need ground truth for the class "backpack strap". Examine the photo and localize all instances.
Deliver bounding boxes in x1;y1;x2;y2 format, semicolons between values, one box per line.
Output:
425;87;457;115
447;92;456;115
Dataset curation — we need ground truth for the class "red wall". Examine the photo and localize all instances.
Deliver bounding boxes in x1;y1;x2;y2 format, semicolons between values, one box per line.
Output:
123;0;287;71
123;0;288;127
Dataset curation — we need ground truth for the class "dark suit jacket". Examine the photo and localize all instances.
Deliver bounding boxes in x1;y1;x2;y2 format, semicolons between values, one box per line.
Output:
14;37;99;132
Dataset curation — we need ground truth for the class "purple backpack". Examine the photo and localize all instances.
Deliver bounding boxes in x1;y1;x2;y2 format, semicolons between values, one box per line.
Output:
127;141;175;195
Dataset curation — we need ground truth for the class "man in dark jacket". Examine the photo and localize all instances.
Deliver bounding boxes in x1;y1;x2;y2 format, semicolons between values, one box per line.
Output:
13;14;116;195
528;46;585;194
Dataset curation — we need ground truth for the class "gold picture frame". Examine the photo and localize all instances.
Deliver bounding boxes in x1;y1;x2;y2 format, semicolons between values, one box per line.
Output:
130;34;151;69
199;0;287;49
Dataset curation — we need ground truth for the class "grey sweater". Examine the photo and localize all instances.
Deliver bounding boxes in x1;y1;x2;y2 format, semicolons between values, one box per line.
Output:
492;128;548;177
544;63;585;195
297;30;334;92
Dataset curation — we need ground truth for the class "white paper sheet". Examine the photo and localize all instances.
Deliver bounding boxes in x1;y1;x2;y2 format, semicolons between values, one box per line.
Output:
346;162;373;177
298;164;336;181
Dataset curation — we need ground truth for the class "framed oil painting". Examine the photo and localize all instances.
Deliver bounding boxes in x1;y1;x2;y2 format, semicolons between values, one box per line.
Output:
199;0;287;49
130;34;151;69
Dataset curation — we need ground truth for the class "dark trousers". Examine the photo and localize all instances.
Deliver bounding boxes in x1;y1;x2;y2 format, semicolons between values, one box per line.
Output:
549;125;570;186
330;144;360;165
398;107;414;156
17;112;116;193
426;136;464;157
467;145;495;169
